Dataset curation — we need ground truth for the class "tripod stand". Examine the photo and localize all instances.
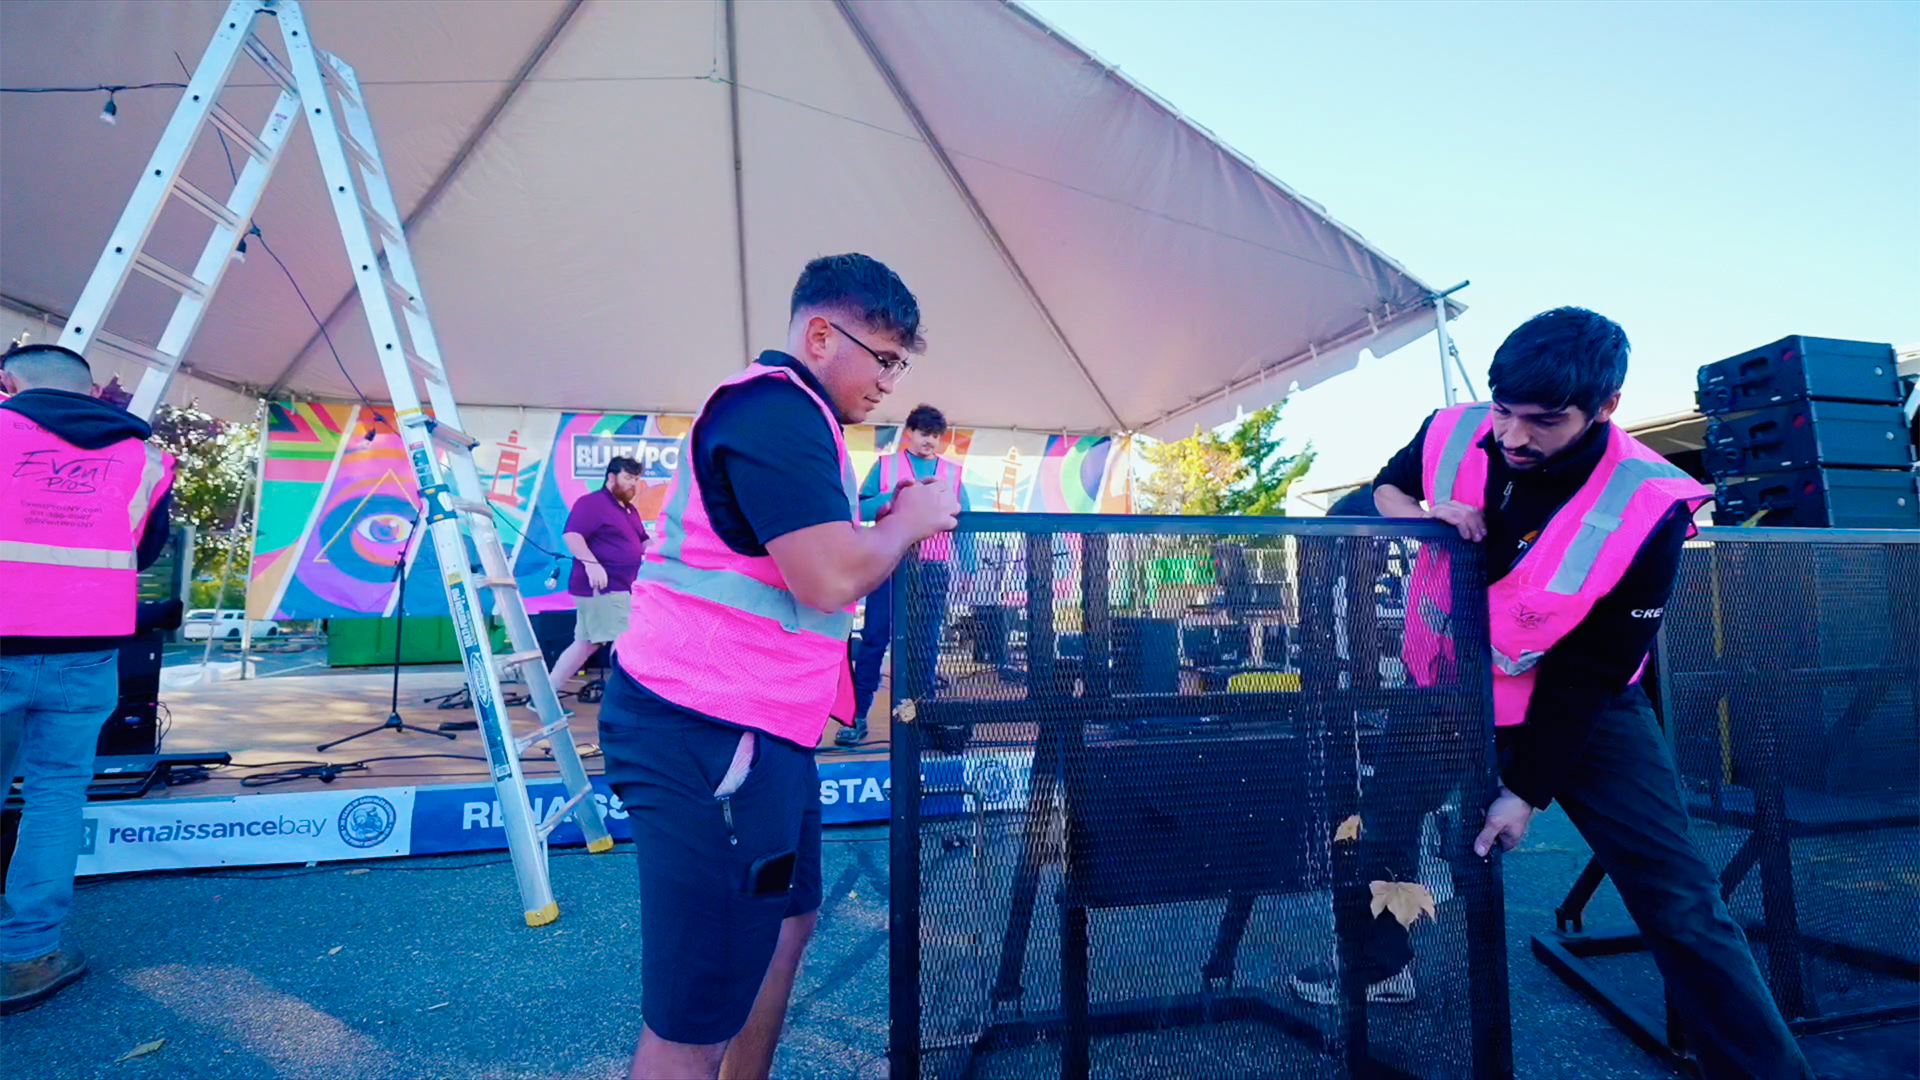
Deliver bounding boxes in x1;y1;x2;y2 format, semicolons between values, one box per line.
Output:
318;512;456;751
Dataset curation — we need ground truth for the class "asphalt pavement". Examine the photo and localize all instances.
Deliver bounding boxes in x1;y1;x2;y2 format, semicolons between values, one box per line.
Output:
0;811;1698;1080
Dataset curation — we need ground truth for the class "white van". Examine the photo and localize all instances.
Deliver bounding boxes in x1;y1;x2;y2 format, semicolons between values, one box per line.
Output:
181;610;279;640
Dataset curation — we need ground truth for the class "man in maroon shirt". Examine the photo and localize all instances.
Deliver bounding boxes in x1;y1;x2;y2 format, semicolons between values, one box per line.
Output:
549;456;649;689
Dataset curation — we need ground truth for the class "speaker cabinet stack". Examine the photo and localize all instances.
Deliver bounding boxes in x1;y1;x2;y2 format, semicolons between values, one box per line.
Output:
1697;336;1918;528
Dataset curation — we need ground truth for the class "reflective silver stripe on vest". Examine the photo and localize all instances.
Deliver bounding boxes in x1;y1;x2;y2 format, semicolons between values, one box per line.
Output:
0;540;137;570
1431;403;1492;503
128;444;167;531
1542;456;1693;595
1493;646;1548;676
636;558;854;638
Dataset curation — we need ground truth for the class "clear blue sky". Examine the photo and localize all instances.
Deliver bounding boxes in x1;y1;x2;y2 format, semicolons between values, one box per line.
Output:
1024;0;1920;489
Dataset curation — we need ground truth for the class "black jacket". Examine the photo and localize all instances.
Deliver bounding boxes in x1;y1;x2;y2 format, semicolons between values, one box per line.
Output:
1;389;174;655
1375;413;1691;808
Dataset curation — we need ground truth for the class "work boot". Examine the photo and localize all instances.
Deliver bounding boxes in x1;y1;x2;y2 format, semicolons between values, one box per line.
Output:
835;721;868;747
1;946;89;1014
1288;959;1415;1006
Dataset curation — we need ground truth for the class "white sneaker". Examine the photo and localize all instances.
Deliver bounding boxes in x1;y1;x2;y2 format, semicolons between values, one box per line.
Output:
1288;960;1416;1006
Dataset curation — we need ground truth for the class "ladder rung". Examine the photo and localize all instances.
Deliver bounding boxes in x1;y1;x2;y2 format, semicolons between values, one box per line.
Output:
132;253;209;301
515;718;570;754
536;789;592;840
170;178;241;231
494;649;544;671
427;421;478;451
358;196;400;246
338;127;380;177
479;576;521;590
208;103;271;162
404;348;444;381
383;272;422;314
317;51;361;106
92;329;174;370
451;498;495;518
243;35;298;93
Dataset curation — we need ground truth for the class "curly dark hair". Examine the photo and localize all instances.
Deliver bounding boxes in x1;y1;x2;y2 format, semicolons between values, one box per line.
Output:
904;403;947;435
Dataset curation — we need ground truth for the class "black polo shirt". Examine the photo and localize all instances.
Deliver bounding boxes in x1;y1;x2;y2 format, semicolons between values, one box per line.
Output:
692;351;855;555
1374;413;1692;809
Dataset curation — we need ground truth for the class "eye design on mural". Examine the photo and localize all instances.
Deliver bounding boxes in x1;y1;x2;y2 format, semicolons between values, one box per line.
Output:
355;512;414;547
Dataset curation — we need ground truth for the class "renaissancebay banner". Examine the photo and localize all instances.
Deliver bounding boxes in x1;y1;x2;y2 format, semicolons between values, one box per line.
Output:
247;402;1132;620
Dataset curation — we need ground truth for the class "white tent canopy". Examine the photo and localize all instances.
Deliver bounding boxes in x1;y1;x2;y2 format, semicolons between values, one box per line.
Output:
1;0;1456;436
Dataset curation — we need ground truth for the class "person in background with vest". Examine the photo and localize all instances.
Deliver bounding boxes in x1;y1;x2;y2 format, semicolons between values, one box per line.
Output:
1292;309;1809;1078
840;402;971;746
599;255;958;1080
547;455;648;691
0;344;174;1014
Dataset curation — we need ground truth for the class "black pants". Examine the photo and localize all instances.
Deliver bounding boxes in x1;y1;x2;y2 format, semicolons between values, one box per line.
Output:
1342;686;1812;1080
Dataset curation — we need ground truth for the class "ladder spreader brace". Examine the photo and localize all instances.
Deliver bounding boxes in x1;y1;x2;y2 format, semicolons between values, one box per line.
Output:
57;0;612;926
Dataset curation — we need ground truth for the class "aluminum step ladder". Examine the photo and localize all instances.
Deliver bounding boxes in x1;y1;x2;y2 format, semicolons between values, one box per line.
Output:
55;0;611;926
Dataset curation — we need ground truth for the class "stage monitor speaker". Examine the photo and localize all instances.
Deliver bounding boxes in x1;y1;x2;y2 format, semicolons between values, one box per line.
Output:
98;631;163;757
1714;468;1920;529
1180;623;1252;667
1696;336;1902;416
1704;400;1914;477
529;610;577;668
1112;616;1179;693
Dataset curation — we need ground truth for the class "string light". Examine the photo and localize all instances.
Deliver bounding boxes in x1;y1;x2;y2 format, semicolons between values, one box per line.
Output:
98;90;117;125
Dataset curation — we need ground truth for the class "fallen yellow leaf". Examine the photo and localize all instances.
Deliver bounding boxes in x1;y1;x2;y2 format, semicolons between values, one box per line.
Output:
895;700;917;723
1334;816;1362;843
327;946;343;955
116;1038;166;1062
1369;880;1437;928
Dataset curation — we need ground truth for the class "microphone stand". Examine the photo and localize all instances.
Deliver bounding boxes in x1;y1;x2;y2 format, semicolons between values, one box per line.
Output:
318;508;455;751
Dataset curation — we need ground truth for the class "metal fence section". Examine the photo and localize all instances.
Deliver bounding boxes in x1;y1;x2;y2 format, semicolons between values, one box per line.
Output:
888;515;1511;1080
1664;530;1920;1033
1534;527;1920;1062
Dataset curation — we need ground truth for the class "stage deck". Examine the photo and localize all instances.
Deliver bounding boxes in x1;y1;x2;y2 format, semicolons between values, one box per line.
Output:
147;667;891;798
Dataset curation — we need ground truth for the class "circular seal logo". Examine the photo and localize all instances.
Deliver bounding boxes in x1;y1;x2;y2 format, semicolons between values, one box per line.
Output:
338;795;397;849
973;759;1015;806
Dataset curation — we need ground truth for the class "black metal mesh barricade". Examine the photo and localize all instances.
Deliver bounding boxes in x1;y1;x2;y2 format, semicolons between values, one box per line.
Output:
888;515;1511;1080
1535;527;1920;1058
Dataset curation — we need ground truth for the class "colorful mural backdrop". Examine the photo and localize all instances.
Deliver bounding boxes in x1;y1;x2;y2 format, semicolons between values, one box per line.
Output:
248;402;1133;620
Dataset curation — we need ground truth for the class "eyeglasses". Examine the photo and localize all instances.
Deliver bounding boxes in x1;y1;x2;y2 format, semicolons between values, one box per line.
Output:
828;320;912;380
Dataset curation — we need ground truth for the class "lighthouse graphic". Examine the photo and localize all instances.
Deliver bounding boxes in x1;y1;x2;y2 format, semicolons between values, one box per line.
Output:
488;430;527;507
994;446;1023;512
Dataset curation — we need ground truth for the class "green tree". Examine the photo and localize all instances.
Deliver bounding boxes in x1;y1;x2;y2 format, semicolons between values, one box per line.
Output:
150;404;259;608
1135;402;1314;516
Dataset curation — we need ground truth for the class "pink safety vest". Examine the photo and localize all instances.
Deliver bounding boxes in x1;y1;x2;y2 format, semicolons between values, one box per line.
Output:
0;416;174;637
1400;403;1710;727
615;363;861;746
876;448;961;561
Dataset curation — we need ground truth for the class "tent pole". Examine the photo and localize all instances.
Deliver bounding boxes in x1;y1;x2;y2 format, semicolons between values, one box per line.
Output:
1430;281;1470;407
725;0;752;364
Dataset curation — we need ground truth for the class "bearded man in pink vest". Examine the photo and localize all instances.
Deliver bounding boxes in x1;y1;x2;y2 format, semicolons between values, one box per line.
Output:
1;344;174;1014
840;402;971;746
1291;309;1809;1078
600;255;958;1080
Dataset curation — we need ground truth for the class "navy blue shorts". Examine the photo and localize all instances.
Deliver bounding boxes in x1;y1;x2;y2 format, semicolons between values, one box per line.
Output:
598;665;822;1046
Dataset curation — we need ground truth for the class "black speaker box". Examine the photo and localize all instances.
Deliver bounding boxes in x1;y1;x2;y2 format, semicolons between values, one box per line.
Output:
1714;468;1920;529
1696;336;1901;416
97;631;164;757
1704;400;1914;476
1181;623;1252;667
1112;617;1179;693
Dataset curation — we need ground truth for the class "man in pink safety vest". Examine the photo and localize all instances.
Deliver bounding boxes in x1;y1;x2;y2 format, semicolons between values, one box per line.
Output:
1292;309;1809;1079
1;344;174;1014
597;255;958;1080
841;402;971;746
